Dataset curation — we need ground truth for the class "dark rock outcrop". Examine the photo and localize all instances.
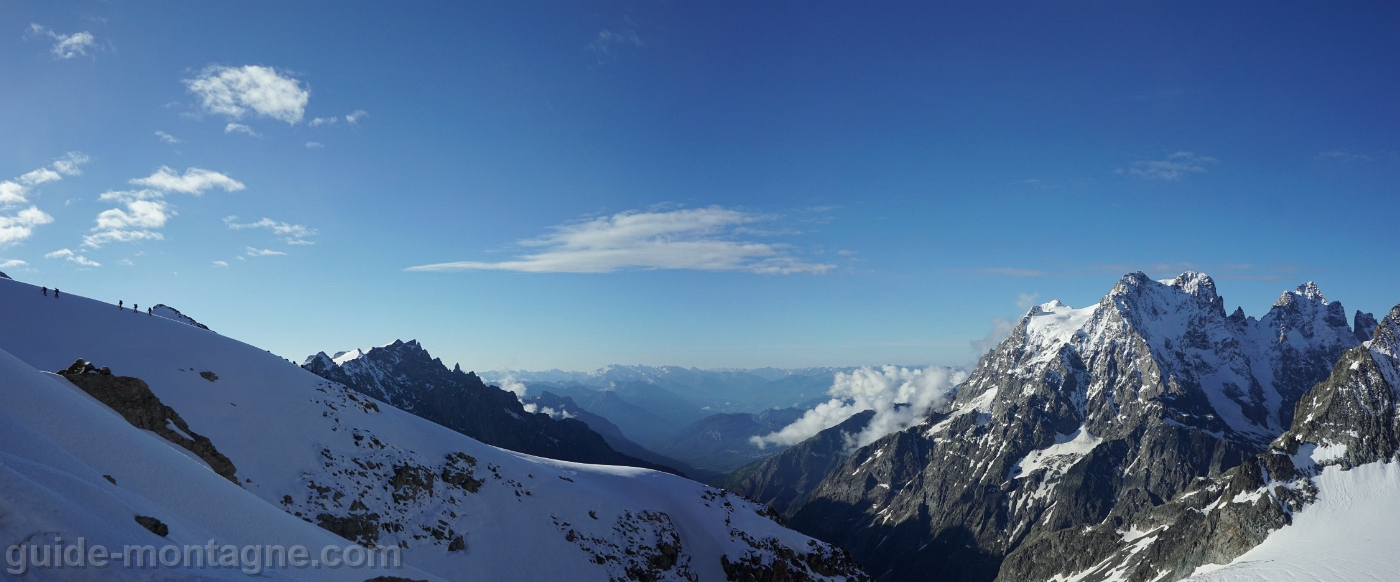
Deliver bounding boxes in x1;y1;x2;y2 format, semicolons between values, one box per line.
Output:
716;410;877;517
63;365;240;484
134;515;169;537
303;340;677;473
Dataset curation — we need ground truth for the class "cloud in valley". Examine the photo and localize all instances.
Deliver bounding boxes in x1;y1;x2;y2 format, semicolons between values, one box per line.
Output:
751;365;968;450
186;65;310;124
405;206;834;275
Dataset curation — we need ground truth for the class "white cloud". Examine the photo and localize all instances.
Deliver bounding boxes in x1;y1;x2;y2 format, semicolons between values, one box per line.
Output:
1015;292;1040;309
305;141;324;149
225;123;259;137
224;216;317;244
155;131;181;144
752;366;968;450
1119;151;1217;181
0;259;26;268
405;206;834;275
0;207;53;246
129;166;245;194
30;24;96;59
44;248;99;267
587;29;644;55
310;110;366;127
0;152;90;207
185;65;310;124
19;168;62;185
246;247;286;256
212;260;229;267
84;167;241;248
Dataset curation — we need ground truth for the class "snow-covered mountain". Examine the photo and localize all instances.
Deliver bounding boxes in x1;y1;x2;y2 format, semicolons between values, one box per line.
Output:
1016;302;1400;581
783;272;1366;581
0;277;868;581
302;340;678;474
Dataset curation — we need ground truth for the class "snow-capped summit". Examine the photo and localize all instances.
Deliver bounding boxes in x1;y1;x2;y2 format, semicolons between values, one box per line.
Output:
784;272;1362;582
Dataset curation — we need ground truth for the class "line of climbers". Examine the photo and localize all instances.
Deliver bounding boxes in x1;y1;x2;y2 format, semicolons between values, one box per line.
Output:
41;286;152;315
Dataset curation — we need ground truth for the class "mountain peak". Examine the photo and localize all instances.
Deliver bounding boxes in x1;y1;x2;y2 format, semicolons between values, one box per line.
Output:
1166;271;1219;299
1276;281;1327;307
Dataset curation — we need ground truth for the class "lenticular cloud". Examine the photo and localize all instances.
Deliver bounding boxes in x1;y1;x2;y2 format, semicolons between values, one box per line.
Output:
751;365;967;451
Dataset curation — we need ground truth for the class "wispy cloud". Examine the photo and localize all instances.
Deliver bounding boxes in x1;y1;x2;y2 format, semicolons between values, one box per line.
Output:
310;109;368;127
45;248;99;267
225;123;259;137
83;167;243;248
0;152;87;246
224;216;317;245
185;65;310;124
1119;151;1217;181
405;206;835;275
0;208;55;247
305;141;324;149
1316;150;1373;163
0;259;27;269
155;131;181;144
974;262;1307;284
587;29;643;63
0;152;89;205
29;24;96;59
129;166;245;194
246;246;286;257
212;260;229;267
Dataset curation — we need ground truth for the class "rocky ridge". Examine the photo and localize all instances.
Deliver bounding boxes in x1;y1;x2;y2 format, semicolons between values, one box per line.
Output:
303;340;676;473
785;272;1361;581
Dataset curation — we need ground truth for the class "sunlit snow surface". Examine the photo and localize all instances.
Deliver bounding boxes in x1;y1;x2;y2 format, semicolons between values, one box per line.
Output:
1188;461;1400;582
0;278;854;581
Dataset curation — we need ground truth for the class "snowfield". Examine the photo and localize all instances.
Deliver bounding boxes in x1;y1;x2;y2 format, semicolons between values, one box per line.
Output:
0;277;864;581
1188;461;1400;582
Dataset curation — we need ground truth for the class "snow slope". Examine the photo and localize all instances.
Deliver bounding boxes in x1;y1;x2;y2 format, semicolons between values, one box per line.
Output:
1187;461;1400;581
0;278;864;581
0;345;431;581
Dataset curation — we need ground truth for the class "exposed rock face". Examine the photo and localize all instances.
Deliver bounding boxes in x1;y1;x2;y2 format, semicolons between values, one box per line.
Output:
151;304;211;331
1355;310;1380;343
998;304;1400;581
64;370;240;484
302;340;675;472
716;410;877;517
786;273;1359;582
650;408;807;473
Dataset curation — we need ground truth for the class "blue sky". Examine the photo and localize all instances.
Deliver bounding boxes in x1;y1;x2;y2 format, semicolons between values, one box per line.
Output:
3;2;1398;371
